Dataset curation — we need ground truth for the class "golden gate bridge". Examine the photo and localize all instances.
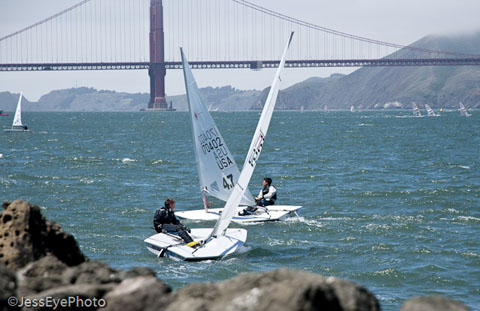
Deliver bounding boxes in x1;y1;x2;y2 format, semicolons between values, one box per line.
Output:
1;0;479;109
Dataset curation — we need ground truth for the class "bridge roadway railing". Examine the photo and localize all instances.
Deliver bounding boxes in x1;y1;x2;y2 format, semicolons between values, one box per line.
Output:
2;58;480;71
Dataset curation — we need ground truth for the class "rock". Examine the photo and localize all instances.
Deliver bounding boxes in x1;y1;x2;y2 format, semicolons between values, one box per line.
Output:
16;255;68;296
27;283;115;311
401;295;470;311
116;266;158;280
0;262;17;311
167;268;380;311
103;276;172;311
0;200;86;271
62;261;117;285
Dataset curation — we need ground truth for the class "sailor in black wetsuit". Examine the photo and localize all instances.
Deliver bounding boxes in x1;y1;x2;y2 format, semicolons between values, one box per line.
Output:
153;199;194;244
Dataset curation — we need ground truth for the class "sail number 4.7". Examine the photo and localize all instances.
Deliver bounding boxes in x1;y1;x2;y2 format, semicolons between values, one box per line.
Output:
222;174;234;189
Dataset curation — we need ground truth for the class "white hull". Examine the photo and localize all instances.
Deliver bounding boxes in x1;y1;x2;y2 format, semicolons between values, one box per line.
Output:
3;128;29;132
144;228;247;261
176;205;302;223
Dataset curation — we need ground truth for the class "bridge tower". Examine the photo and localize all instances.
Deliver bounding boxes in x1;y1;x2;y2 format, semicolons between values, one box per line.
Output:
148;0;168;110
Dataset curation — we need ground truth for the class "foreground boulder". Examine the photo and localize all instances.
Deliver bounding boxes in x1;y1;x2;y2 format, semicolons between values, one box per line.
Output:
0;262;16;311
167;268;380;311
0;200;86;271
103;276;172;311
401;295;470;311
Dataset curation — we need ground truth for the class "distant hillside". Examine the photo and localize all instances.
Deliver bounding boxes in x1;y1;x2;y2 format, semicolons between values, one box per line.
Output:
251;74;345;110
0;92;35;111
0;86;261;112
168;86;261;111
254;31;480;110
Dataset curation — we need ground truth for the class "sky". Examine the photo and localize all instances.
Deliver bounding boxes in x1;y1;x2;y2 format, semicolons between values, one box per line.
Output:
1;0;480;101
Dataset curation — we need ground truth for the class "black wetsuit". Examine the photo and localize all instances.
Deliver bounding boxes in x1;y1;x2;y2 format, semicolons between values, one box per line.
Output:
153;206;193;243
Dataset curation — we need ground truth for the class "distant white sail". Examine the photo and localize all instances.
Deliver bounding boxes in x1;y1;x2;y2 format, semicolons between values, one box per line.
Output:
459;103;471;117
208;32;294;239
12;92;23;127
300;105;304;113
323;105;327;112
180;49;255;206
425;104;439;116
350;105;355;112
412;102;422;117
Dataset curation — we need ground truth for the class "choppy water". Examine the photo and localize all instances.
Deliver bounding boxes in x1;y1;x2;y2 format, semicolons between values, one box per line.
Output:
1;111;479;310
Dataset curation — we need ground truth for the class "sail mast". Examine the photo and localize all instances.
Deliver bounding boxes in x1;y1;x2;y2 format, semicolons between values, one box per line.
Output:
207;32;295;240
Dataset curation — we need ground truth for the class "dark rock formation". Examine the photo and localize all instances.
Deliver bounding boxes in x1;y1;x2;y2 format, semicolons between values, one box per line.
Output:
401;295;470;311
0;262;17;311
168;268;380;311
103;276;172;311
0;200;87;271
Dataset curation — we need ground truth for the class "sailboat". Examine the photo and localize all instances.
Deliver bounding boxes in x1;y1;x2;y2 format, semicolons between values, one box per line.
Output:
412;102;422;117
323;105;327;112
144;33;295;261
4;92;28;132
300;105;304;113
175;44;301;224
459;103;471;116
425;104;439;116
350;105;355;112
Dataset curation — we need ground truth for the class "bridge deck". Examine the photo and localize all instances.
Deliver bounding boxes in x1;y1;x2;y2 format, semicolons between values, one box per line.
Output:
1;58;480;71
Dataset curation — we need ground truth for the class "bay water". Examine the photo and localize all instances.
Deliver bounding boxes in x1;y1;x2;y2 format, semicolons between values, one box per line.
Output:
1;111;479;310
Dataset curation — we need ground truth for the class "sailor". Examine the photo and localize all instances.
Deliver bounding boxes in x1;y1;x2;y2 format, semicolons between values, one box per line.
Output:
23;125;28;130
153;199;195;244
239;177;277;216
255;177;277;207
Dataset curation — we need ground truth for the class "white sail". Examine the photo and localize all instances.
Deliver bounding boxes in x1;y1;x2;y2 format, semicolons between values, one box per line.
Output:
180;49;255;206
323;105;327;112
350;105;355;112
459;103;471;116
12;92;23;127
412;102;422;117
207;32;294;239
425;104;438;116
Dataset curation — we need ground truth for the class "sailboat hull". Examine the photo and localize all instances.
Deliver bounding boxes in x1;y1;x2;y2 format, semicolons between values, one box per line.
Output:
144;228;247;261
176;205;302;223
3;129;29;132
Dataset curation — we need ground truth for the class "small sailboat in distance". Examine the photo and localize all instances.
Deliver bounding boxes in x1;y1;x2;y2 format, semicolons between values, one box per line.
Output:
144;32;296;261
350;105;355;113
425;104;439;116
323;105;327;112
300;105;304;113
459;103;471;116
4;92;28;132
412;102;422;117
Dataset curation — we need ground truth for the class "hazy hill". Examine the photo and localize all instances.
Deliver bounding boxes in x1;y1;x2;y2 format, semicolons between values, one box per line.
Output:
0;92;35;111
168;86;260;111
255;31;480;110
0;86;261;112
